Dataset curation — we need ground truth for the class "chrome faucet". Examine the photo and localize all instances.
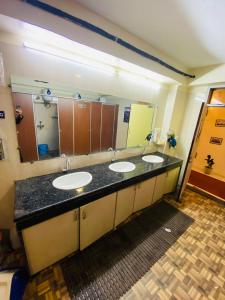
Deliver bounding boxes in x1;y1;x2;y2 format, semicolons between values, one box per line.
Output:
61;154;70;172
108;147;117;162
142;144;148;155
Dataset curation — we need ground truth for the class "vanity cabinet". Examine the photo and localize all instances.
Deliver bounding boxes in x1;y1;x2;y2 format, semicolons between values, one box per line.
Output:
22;209;79;275
19;162;181;274
114;185;136;228
133;177;156;213
164;167;180;194
152;173;167;204
80;193;117;250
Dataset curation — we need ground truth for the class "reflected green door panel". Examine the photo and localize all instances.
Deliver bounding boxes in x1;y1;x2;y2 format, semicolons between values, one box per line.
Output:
127;104;153;148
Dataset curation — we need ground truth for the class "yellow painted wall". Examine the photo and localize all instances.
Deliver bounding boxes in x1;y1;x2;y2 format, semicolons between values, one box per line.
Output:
192;107;225;177
127;104;153;147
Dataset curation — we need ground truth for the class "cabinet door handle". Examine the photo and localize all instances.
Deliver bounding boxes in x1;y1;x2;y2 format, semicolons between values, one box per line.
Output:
82;210;87;219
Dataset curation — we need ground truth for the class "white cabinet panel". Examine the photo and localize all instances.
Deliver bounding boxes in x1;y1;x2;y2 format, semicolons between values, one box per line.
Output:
114;185;136;228
22;209;79;275
80;193;117;250
164;167;180;194
133;177;156;212
152;173;167;204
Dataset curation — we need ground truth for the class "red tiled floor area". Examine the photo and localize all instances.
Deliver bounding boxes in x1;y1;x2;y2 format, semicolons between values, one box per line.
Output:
189;170;225;200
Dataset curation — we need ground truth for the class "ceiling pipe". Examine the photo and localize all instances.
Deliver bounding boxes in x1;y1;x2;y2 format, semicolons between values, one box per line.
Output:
23;0;195;79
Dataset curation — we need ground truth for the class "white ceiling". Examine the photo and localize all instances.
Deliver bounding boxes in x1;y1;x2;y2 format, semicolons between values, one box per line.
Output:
76;0;225;69
0;14;176;84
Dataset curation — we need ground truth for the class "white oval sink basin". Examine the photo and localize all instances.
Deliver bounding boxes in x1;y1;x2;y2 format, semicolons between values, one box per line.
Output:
142;155;164;163
109;161;136;173
52;171;92;190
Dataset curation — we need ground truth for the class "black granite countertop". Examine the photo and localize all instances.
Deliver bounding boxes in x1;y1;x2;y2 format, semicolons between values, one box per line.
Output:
15;152;182;230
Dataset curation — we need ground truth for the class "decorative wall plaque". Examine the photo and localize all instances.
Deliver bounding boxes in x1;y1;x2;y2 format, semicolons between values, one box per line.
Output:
215;119;225;127
210;136;223;145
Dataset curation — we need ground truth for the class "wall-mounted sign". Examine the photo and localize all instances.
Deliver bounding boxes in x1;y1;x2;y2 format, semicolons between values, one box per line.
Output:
0;111;5;119
210;136;223;145
215;119;225;127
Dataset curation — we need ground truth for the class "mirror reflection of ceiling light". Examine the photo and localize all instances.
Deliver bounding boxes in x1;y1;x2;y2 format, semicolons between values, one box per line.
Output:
119;70;161;90
118;60;164;83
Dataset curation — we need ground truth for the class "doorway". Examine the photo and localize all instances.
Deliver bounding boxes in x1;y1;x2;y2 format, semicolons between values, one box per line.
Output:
179;88;225;202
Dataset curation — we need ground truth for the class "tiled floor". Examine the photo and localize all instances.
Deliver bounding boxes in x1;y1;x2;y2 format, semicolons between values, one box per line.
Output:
22;189;225;300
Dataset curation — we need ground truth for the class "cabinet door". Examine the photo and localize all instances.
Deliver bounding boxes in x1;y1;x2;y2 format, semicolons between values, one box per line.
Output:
58;98;74;155
152;173;167;204
133;177;156;212
22;209;79;275
114;185;136;228
164;167;180;194
12;93;38;162
80;193;116;250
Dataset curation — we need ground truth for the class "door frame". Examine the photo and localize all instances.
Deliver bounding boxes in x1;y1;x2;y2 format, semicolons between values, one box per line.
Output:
177;85;225;201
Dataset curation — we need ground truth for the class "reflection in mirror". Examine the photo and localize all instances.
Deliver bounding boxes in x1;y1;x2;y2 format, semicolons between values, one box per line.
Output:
33;95;59;160
11;79;155;163
127;103;153;148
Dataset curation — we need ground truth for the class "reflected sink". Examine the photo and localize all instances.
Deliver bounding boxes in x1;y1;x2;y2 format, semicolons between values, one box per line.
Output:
52;171;92;190
142;155;164;163
109;161;136;173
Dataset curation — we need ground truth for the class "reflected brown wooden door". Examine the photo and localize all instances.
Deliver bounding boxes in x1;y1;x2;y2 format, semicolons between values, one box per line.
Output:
112;105;118;149
58;98;74;155
101;104;118;151
90;102;102;153
12;93;38;162
74;101;90;155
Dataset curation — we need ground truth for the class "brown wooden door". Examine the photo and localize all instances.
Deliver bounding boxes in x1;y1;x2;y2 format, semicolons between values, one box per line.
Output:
112;105;119;149
74;101;90;155
90;102;102;153
101;104;117;151
58;98;74;155
12;93;38;162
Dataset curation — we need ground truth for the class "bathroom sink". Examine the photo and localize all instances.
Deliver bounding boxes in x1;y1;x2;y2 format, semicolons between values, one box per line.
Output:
52;171;92;190
142;155;164;163
109;161;136;173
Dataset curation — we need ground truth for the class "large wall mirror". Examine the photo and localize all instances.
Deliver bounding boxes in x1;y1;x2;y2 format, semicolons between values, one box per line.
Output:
11;77;156;163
